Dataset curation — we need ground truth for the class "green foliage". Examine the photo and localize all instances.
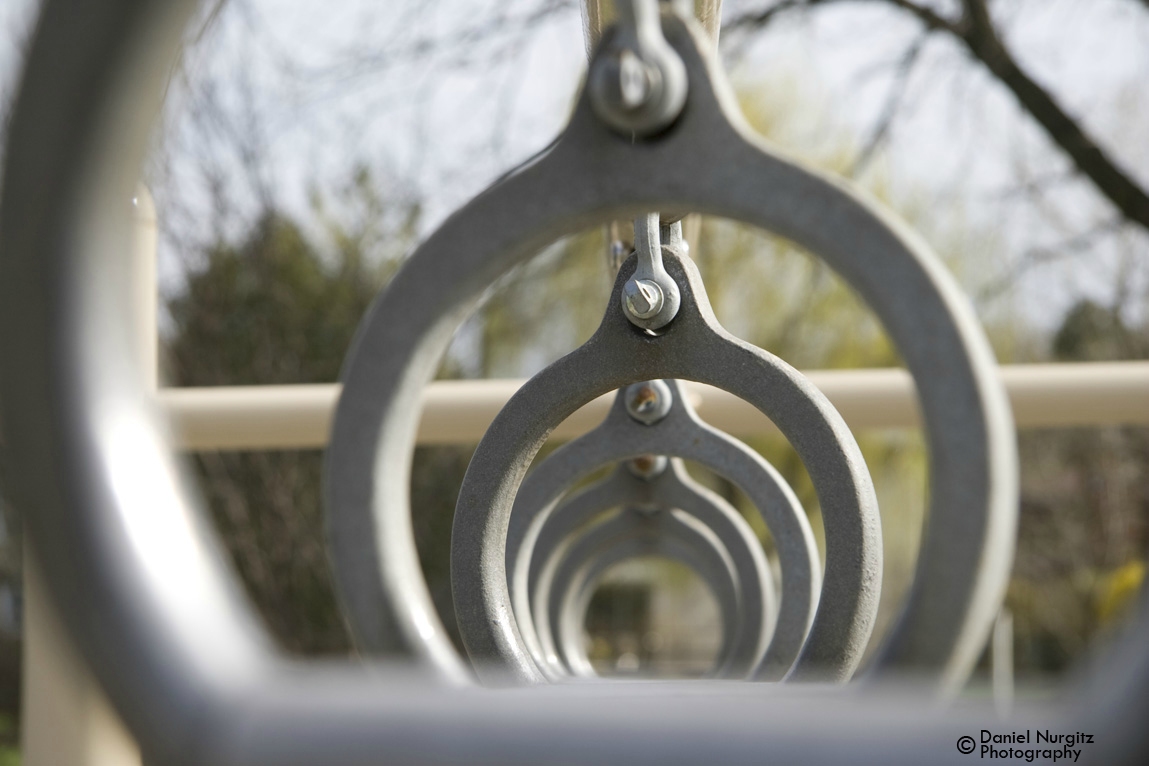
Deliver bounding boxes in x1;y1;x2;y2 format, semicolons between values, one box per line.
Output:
164;166;441;654
1002;299;1149;674
0;711;16;763
1053;299;1149;362
166;212;379;653
474;230;614;378
169;214;375;387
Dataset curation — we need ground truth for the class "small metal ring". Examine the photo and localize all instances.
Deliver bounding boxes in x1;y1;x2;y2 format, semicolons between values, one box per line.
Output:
507;384;799;679
545;508;741;678
524;459;777;678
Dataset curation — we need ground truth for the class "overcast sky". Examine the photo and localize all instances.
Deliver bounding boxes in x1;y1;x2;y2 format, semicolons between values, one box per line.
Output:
4;0;1149;334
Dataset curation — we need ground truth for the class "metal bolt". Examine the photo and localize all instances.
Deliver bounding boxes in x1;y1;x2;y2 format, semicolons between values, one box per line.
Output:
628;454;668;480
622;278;664;320
586;0;687;137
618;49;654;109
625;379;672;424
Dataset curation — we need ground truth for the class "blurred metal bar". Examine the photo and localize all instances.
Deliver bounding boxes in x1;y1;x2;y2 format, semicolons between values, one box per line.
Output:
582;1;722;54
20;186;156;766
159;361;1149;450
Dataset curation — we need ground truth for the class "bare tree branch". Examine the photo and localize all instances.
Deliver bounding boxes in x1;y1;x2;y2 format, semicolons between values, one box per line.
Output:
851;33;926;175
954;0;1149;231
976;218;1126;303
279;0;575;87
724;0;958;35
724;0;1149;232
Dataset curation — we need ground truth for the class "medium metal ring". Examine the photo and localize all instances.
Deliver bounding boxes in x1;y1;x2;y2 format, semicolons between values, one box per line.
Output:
453;250;880;684
510;390;796;680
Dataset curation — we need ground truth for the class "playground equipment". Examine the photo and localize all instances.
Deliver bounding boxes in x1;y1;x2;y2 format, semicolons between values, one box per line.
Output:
2;1;1147;763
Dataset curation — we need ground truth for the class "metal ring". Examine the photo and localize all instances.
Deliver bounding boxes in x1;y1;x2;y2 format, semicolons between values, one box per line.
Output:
453;251;879;684
328;15;1015;692
525;459;777;678
545;508;741;678
511;392;793;679
511;383;809;681
527;459;776;679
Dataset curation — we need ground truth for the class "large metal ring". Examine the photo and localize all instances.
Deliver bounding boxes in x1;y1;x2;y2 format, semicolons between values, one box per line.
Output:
526;459;776;678
510;387;799;680
327;14;1015;693
546;508;743;678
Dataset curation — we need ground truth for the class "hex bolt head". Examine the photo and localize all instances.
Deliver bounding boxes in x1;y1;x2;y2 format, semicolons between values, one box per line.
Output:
628;454;668;480
622;278;664;320
625;379;673;425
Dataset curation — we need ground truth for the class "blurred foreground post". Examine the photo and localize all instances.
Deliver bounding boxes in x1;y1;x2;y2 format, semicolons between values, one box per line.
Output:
19;188;155;766
22;560;139;766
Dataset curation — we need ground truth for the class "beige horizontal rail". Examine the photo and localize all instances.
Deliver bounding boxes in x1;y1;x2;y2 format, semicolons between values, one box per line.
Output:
158;361;1149;451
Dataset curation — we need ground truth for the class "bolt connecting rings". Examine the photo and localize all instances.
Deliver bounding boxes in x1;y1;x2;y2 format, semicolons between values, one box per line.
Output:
326;8;1017;693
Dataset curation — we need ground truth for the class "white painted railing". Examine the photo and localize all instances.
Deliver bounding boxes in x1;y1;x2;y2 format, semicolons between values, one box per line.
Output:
160;363;1149;451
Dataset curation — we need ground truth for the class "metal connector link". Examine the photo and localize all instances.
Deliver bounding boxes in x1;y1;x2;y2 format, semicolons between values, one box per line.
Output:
588;0;688;137
621;213;682;330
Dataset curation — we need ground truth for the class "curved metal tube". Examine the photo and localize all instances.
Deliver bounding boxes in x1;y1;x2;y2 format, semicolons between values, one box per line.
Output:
524;458;778;679
511;385;806;680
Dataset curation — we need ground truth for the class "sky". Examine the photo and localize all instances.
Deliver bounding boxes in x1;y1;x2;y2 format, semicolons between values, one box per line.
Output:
3;0;1149;336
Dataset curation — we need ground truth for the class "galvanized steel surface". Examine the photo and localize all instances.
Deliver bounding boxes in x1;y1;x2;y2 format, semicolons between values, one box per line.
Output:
505;380;802;680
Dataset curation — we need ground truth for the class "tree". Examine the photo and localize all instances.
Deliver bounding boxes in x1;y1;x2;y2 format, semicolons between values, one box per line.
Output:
724;0;1149;233
1009;299;1148;673
163;170;453;654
